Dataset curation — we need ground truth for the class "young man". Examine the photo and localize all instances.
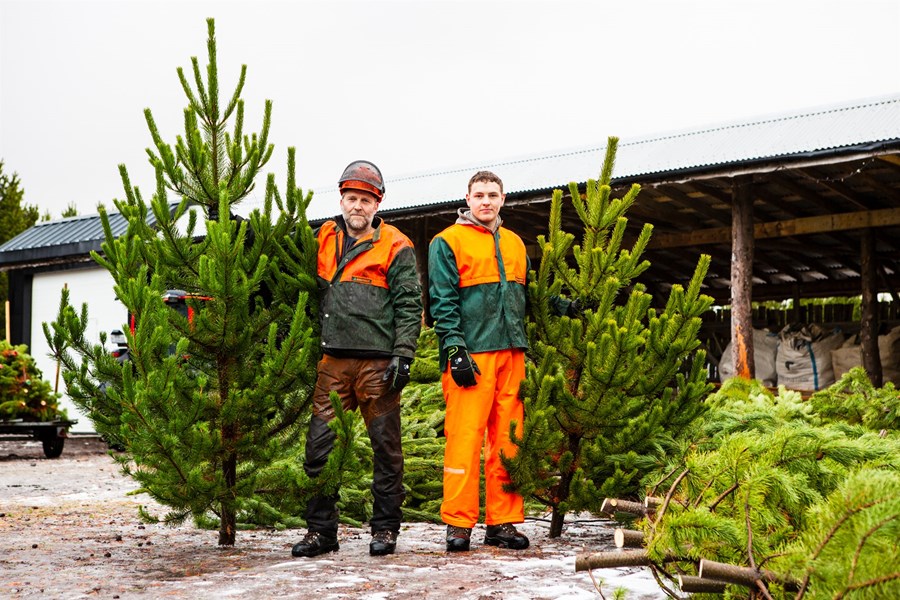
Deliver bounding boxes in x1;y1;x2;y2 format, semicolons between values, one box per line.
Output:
428;170;530;552
292;160;422;558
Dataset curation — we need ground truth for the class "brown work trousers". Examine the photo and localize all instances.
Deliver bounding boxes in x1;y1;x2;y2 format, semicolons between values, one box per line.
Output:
303;355;405;535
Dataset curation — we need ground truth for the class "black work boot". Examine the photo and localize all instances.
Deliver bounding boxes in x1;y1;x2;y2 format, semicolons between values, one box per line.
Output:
484;523;530;549
291;531;339;557
369;530;398;556
446;525;472;552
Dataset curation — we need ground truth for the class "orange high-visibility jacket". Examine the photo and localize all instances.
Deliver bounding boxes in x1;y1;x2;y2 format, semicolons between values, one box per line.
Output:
317;216;422;358
428;214;529;368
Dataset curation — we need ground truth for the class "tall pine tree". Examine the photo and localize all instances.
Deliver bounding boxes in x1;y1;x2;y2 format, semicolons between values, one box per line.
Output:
46;19;322;546
504;138;714;537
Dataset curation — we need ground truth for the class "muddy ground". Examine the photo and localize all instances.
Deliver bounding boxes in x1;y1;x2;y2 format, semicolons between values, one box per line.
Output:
0;436;665;599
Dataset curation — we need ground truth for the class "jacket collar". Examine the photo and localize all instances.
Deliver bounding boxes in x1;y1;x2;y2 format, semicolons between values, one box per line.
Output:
334;215;383;242
455;208;502;233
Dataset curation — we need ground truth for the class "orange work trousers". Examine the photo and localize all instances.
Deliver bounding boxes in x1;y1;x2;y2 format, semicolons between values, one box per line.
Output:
440;348;525;528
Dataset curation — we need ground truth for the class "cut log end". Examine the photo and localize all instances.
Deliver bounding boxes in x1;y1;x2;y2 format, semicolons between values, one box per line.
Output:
613;528;645;548
600;497;648;516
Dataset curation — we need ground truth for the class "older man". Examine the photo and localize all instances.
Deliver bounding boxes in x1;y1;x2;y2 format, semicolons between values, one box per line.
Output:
292;160;422;558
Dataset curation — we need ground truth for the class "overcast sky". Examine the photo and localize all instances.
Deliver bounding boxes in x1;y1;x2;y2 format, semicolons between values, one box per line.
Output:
1;0;898;220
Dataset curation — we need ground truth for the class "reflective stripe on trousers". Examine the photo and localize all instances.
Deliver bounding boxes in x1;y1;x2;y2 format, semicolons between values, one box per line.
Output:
440;348;525;528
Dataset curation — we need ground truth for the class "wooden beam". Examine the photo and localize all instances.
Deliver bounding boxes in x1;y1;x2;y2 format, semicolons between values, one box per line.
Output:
648;207;900;249
795;167;873;210
876;153;900;168
659;185;731;225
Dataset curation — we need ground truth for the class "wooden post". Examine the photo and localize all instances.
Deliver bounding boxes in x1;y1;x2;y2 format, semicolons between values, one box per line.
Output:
860;229;882;386
414;216;431;326
4;300;9;344
731;176;755;380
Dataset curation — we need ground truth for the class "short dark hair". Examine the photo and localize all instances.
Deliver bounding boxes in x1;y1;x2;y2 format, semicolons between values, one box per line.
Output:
468;170;504;194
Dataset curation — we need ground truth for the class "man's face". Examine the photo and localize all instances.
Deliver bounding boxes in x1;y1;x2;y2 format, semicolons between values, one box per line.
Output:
339;189;379;236
465;180;505;229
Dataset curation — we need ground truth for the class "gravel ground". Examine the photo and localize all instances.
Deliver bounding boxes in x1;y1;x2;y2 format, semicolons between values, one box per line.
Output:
0;435;666;599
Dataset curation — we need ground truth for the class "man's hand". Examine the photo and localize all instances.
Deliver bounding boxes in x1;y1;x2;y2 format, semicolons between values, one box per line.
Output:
383;356;412;391
447;345;480;388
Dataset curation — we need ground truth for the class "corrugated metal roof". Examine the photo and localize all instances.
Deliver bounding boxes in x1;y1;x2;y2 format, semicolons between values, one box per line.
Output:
0;208;161;268
304;94;900;220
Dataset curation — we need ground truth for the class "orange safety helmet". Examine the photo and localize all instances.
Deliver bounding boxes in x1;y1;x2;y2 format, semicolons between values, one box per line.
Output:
338;160;385;202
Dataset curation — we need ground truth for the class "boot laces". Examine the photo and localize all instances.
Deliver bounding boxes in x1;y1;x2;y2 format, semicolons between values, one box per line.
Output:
447;525;472;539
372;530;397;543
494;523;519;535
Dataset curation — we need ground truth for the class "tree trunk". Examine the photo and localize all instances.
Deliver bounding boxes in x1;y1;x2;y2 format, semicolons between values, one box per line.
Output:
218;448;237;546
548;432;580;538
218;357;237;546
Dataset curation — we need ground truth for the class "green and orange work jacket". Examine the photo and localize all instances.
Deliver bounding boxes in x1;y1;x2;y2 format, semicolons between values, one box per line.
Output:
316;216;422;359
428;211;529;370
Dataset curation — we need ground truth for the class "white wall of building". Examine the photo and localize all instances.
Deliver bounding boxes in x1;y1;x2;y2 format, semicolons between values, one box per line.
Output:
29;266;125;433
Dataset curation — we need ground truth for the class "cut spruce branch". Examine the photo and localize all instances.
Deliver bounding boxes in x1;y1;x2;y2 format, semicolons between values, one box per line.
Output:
614;528;645;548
677;575;728;594
575;550;652;571
699;559;800;592
601;498;650;516
644;496;663;508
575;549;690;572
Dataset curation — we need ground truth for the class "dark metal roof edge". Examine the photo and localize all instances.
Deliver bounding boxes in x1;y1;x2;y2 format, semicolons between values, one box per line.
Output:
0;241;101;269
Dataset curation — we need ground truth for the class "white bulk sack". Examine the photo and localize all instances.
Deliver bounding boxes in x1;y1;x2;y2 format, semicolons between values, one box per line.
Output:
831;325;900;385
719;328;779;386
776;323;845;391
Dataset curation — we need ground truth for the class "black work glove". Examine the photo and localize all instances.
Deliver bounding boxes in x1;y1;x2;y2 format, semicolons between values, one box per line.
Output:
447;345;480;388
383;356;412;391
568;298;583;317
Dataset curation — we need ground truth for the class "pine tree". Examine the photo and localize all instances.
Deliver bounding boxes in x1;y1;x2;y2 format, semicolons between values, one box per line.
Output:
44;19;325;546
504;137;714;537
0;162;40;339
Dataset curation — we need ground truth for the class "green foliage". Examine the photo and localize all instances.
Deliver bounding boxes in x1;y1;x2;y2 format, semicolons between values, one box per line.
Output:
44;19;320;546
61;202;79;218
410;328;440;383
634;376;900;599
243;327;449;527
505;137;714;536
0;342;62;421
0;161;40;339
809;366;899;431
773;469;900;599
